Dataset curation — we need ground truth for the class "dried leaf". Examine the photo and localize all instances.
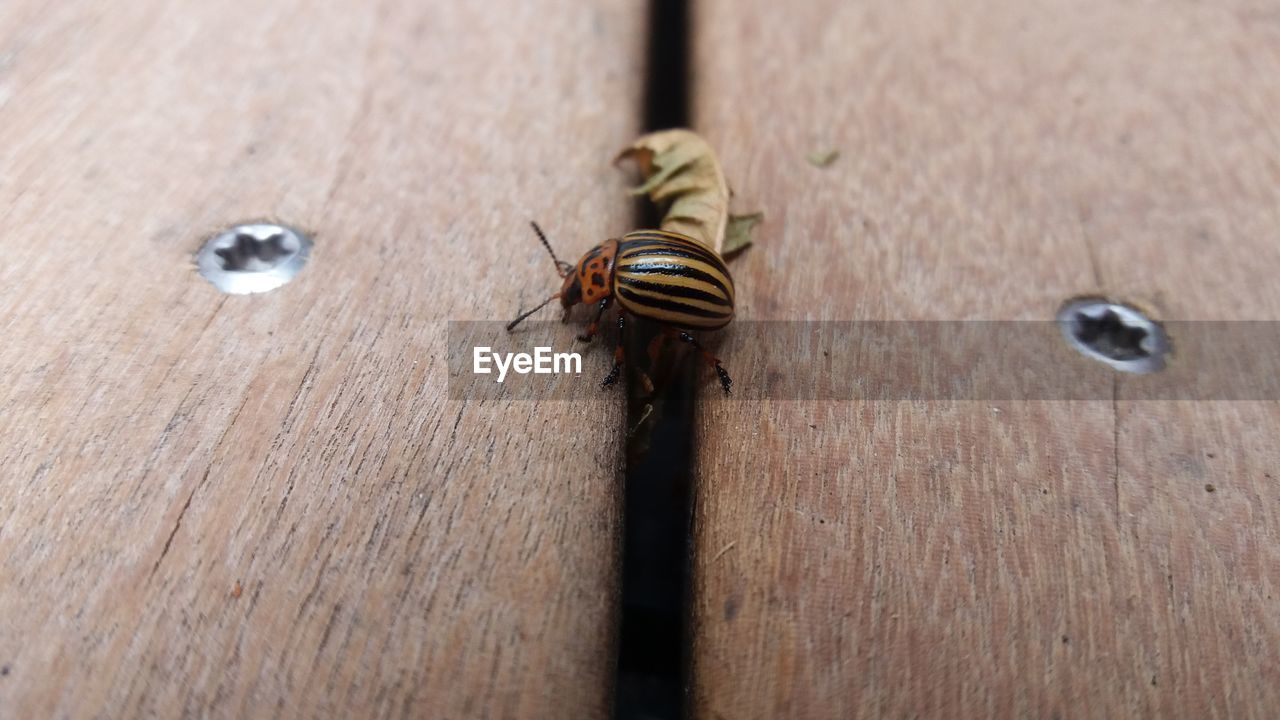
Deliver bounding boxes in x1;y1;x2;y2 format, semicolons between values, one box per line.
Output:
616;129;730;254
807;148;840;168
723;212;762;257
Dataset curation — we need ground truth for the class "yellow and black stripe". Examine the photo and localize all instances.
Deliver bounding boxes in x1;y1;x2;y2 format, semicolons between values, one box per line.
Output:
612;229;735;330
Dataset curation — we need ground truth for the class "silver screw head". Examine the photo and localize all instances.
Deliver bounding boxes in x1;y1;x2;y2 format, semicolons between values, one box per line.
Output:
197;222;312;294
1057;298;1170;373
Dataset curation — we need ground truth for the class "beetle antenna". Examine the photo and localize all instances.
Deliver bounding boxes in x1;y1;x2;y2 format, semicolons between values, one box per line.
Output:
530;221;573;277
506;293;560;332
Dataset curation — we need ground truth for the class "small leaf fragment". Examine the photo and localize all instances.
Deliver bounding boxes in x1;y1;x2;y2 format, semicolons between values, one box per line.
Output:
723;212;762;257
807;148;840;168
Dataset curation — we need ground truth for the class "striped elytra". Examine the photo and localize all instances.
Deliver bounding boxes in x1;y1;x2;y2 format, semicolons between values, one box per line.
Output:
506;222;737;394
611;230;735;330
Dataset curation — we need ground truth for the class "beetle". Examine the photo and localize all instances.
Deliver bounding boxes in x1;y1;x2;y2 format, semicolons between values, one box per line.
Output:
506;222;734;394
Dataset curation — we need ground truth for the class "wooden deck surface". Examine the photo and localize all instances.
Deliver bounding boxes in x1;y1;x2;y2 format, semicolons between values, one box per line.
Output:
690;1;1280;718
2;0;1278;718
0;1;642;717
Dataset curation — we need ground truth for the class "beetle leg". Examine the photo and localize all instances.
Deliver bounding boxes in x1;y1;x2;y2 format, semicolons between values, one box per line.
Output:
602;313;656;395
600;314;626;389
677;331;733;395
578;298;612;343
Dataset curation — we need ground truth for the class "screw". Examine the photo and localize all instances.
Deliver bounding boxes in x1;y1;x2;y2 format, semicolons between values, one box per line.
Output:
196;222;311;294
1057;298;1170;373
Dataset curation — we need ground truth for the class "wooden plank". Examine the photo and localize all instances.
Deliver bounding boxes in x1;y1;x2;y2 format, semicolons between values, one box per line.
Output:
0;1;644;717
690;1;1280;717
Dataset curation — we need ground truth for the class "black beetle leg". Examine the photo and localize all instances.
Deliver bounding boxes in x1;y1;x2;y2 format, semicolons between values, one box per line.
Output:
601;314;625;389
578;298;611;343
677;331;733;395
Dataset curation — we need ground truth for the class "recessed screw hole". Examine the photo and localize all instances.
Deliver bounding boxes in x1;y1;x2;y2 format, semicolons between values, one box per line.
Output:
1056;299;1169;373
196;222;311;295
214;231;295;271
1071;308;1150;361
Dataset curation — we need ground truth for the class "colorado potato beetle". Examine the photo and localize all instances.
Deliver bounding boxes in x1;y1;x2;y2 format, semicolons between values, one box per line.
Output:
506;222;734;394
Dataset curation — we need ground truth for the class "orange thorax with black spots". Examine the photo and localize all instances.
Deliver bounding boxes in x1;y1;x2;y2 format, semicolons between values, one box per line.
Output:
559;239;619;308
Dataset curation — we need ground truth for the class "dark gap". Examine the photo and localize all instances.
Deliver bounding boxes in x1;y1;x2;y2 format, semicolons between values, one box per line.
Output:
642;0;689;132
613;0;693;719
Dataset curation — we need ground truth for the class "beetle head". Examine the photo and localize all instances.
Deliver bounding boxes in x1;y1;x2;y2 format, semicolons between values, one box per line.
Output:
558;271;583;309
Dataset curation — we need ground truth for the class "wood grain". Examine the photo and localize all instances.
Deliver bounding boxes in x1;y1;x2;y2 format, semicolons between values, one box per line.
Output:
691;1;1280;717
0;1;645;717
